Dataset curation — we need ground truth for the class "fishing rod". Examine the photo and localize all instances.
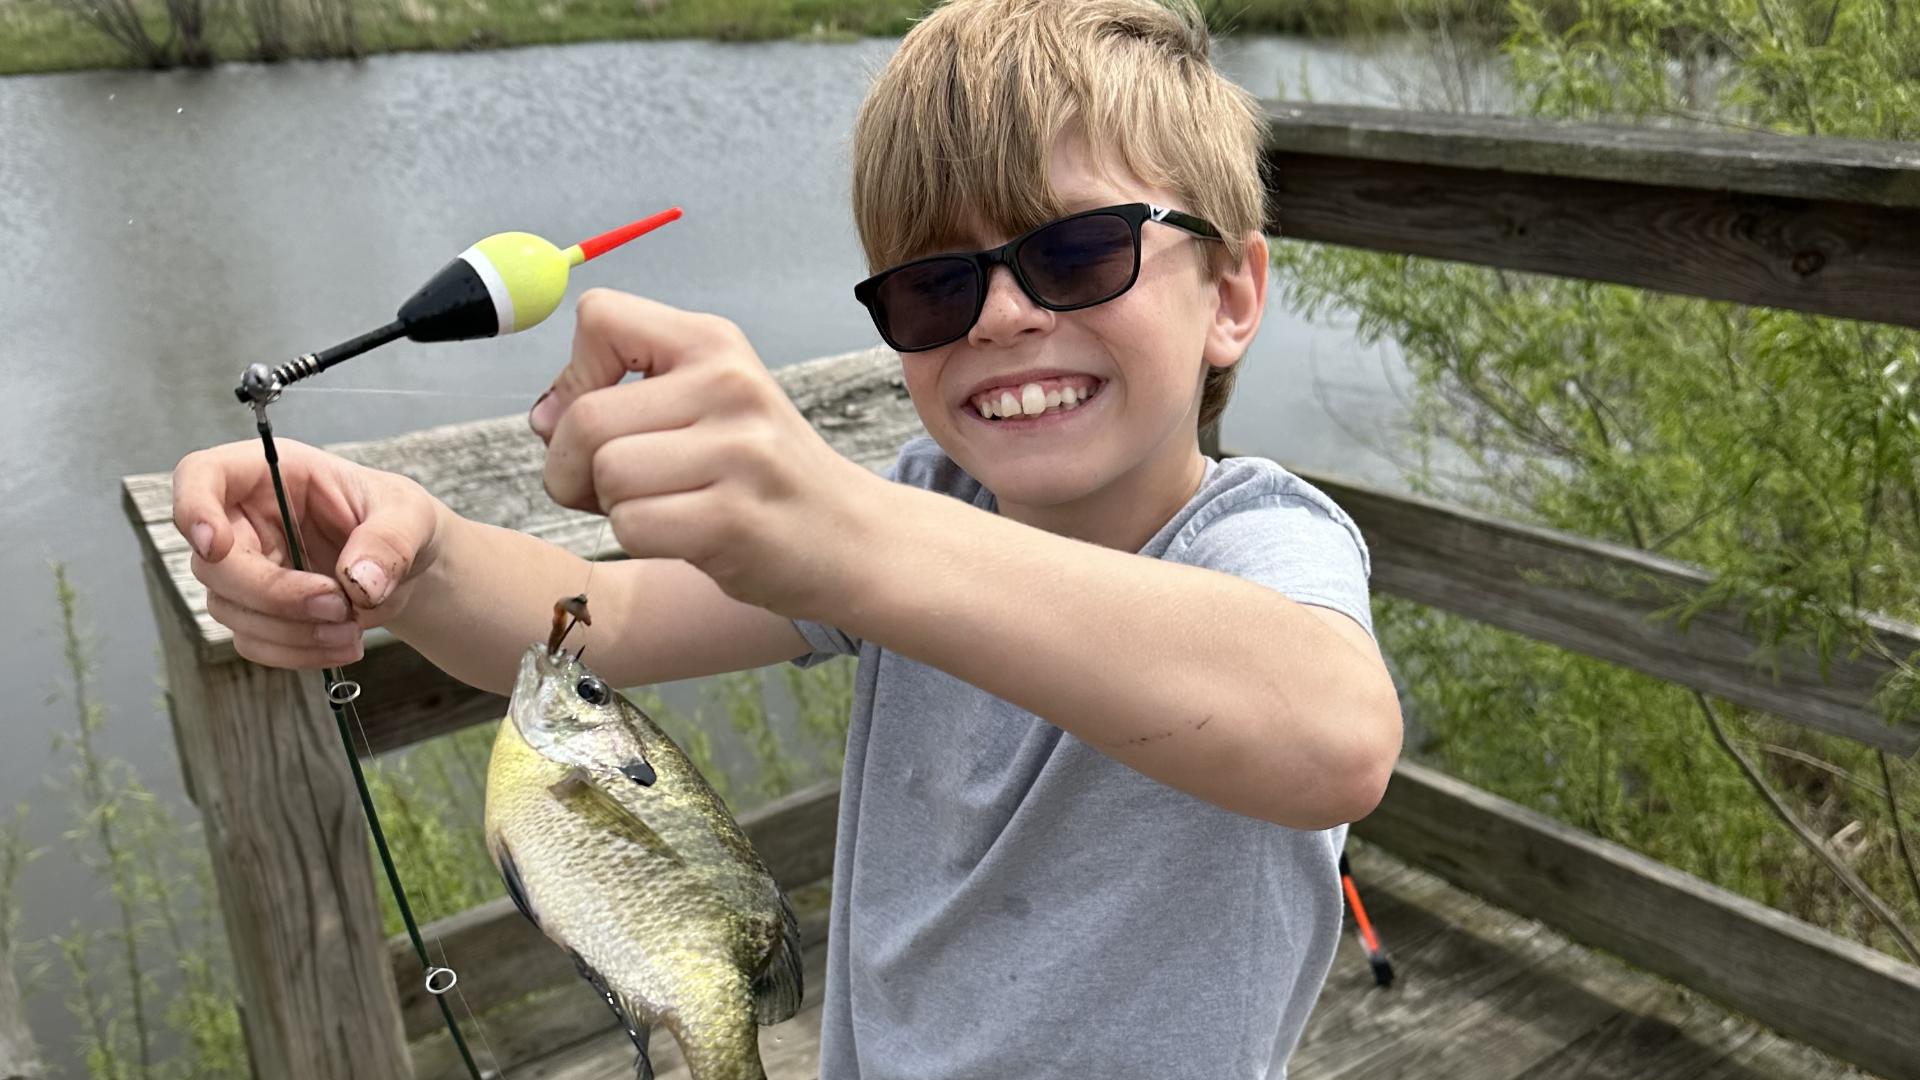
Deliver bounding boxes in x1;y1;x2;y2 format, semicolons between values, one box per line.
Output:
230;207;682;1079
1340;852;1394;988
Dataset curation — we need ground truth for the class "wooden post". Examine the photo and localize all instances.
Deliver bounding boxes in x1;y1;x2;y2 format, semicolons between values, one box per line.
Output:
0;957;43;1080
141;561;412;1079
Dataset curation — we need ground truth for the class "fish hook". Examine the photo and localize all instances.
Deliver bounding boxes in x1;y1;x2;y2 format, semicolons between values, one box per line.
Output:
549;594;592;657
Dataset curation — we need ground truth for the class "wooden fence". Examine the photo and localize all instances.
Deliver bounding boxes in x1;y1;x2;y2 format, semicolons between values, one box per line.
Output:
122;100;1920;1079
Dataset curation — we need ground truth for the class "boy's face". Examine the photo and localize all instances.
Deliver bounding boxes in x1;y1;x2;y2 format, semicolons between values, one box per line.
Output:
892;133;1258;519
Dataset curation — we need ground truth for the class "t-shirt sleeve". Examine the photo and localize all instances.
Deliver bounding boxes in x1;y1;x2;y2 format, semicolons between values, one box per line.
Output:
1178;485;1375;639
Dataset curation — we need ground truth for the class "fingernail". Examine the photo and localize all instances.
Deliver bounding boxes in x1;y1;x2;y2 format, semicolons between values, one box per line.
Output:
189;522;212;559
315;621;359;646
348;560;391;607
529;387;559;436
306;592;349;621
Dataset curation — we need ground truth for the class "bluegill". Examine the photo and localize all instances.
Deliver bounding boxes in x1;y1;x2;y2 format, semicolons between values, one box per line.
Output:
485;643;803;1080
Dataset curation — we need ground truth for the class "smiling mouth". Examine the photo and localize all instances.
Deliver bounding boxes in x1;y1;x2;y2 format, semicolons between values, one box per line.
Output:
970;377;1103;421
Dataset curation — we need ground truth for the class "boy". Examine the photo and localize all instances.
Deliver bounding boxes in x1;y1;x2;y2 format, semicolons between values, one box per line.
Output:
170;0;1402;1075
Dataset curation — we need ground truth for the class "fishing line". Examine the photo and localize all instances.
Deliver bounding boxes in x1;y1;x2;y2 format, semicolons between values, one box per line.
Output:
284;386;541;401
581;516;614;611
436;933;511;1080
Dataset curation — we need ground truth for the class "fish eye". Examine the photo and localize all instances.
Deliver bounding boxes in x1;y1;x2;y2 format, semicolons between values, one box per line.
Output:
575;676;610;706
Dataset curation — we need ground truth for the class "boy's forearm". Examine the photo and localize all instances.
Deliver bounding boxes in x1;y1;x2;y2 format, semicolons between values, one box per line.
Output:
833;486;1402;829
385;504;810;697
384;504;615;696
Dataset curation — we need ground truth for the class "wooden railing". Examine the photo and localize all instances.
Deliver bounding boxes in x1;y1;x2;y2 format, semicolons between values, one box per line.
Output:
122;101;1920;1080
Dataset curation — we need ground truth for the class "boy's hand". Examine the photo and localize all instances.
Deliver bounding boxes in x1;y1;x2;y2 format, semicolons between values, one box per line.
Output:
170;440;443;669
530;289;883;619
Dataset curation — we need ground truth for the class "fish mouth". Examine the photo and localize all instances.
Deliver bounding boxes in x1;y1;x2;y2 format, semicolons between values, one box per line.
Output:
509;643;578;729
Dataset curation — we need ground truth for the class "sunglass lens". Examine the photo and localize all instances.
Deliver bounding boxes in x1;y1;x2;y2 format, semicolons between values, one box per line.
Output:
875;258;979;350
1018;213;1137;308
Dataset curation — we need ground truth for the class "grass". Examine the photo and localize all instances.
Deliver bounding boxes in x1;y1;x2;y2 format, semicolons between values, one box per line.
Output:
0;0;1514;77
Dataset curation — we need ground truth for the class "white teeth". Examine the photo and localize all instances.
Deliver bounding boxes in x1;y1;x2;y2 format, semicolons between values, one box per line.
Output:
1021;383;1046;416
972;381;1100;420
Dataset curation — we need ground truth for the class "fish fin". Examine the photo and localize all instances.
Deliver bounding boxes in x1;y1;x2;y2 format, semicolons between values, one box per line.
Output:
549;767;683;866
492;838;539;930
569;950;653;1080
751;890;805;1026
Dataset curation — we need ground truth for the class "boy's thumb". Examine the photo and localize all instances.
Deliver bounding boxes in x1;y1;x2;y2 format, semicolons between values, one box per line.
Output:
335;521;419;610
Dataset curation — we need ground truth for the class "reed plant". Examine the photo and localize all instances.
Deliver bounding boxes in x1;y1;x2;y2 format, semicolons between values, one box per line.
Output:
32;565;247;1080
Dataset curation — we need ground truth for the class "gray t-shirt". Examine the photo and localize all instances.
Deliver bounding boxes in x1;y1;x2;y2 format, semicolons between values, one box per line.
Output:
791;436;1375;1079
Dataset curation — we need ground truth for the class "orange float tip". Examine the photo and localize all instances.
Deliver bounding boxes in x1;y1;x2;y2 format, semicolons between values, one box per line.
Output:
571;207;683;265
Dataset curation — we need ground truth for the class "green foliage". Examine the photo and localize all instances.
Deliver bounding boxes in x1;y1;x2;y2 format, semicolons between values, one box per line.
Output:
721;670;803;803
786;658;855;774
1;0;1520;76
367;723;506;939
35;564;248;1080
2;805;38;975
1274;0;1920;956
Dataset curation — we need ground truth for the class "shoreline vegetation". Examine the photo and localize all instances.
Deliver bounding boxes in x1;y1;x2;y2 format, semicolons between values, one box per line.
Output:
0;0;1513;77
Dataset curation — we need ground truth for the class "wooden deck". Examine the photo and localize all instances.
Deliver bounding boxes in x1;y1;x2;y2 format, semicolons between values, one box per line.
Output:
466;842;1875;1080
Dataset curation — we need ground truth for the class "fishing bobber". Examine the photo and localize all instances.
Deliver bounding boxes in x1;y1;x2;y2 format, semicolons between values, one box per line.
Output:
403;209;682;341
236;207;682;405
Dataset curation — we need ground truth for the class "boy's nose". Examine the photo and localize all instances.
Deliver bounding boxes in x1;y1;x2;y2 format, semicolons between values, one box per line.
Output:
968;265;1053;348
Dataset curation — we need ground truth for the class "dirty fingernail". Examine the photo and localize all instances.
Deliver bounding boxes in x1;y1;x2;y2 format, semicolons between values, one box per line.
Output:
189;522;213;559
529;387;560;436
315;621;359;646
306;592;349;621
349;560;391;607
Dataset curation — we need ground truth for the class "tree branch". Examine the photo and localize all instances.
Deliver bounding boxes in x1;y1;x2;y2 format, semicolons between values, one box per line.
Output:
1697;692;1920;962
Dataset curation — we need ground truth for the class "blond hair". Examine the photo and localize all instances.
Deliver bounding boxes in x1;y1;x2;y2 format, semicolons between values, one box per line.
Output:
850;0;1267;431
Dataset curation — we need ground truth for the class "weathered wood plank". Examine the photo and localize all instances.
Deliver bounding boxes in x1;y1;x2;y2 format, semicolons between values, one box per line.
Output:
1279;466;1920;756
1267;150;1920;330
501;911;829;1080
1353;760;1920;1080
1306;844;1868;1080
140;560;411;1079
119;346;918;667
1265;103;1920;209
514;843;1871;1080
393;781;840;1042
409;886;832;1080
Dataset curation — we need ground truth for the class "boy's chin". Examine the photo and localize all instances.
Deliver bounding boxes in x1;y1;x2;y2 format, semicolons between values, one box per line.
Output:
959;452;1105;508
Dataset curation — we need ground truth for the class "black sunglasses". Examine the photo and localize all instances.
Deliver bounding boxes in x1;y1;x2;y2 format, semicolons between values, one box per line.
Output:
853;202;1225;353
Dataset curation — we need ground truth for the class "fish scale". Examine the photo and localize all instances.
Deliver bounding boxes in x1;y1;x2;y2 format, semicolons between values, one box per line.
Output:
484;644;803;1080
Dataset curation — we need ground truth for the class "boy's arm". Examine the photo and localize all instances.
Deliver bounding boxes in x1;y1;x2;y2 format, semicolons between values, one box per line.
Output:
388;504;810;697
835;484;1402;831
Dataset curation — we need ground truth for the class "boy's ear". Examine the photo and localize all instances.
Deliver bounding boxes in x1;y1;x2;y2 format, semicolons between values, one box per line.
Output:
1203;230;1268;370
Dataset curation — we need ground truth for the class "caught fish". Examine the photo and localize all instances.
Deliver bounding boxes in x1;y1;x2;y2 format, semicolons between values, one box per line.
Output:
485;613;803;1080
